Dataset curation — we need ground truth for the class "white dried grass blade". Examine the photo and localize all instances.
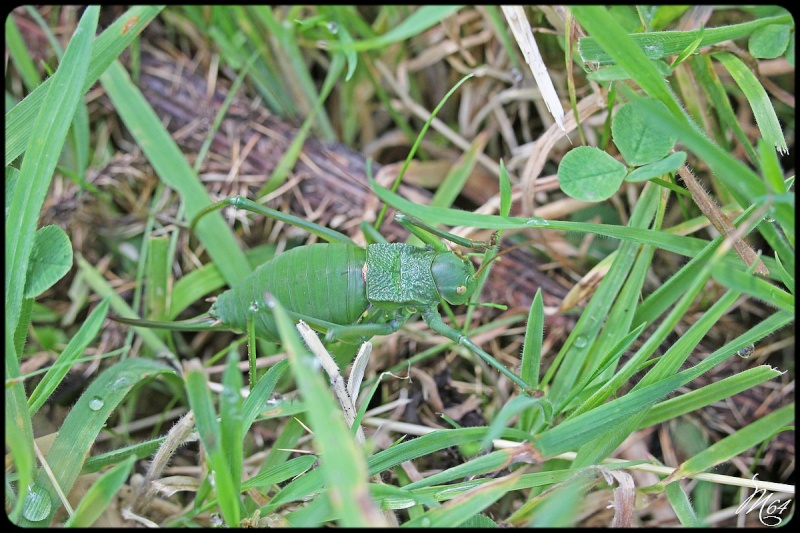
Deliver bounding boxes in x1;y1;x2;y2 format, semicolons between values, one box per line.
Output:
502;5;565;130
347;341;372;405
296;321;366;443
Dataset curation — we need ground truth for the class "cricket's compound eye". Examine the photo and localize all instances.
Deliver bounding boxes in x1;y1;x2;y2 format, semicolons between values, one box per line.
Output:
431;252;476;305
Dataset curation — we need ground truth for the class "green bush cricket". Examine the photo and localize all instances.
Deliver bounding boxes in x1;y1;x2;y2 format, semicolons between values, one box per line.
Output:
114;196;533;393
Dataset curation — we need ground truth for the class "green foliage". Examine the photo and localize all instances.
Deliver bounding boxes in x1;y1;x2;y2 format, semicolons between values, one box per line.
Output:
625;151;686;182
612;100;677;166
18;358;176;527
578;12;792;65
63;456;137;527
24;225;73;298
557;146;627;201
5;5;793;529
185;356;242;526
749;23;792;59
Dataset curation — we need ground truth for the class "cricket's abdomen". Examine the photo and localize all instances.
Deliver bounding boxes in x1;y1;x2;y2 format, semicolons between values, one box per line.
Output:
212;243;368;340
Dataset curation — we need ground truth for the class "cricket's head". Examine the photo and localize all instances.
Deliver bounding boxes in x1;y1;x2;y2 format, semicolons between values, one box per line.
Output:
431;251;477;305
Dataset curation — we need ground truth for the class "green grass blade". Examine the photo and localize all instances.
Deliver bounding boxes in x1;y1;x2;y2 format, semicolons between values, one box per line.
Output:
241;359;289;433
519;289;544;393
632;239;764;393
711;267;794;313
430;132;488;208
714;52;788;154
499;159;512;217
369;175;780;277
561;309;792;461
254;417;307;485
373;72;474;229
635;201;777;325
82;438;167;474
27;297;110;415
252;6;335;138
642;366;782;427
267;425;529;512
758;138;789;195
220;349;244;496
403;471;522;527
578;13;793;65
481;396;551;451
532;305;787;460
100;60;250;286
325;6;463;52
144;236;170;321
368;427;528;475
368;483;440;513
572;6;688;120
184;360;241;526
563;323;646;419
665;481;704;527
5;14;42;91
690;54;758;165
6;6;97;358
532;372;688;457
241;455;317;491
268;296;385;526
5;340;36;523
546;182;660;402
5;6;164;166
666;404;794;484
18;358;175;527
773;253;794;295
63;456;136;527
75;254;175;358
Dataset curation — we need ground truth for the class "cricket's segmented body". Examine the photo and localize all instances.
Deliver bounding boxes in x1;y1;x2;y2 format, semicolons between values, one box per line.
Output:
112;196;533;391
209;243;476;344
211;244;367;342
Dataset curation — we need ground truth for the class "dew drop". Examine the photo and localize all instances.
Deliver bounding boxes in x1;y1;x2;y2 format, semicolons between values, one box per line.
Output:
110;376;130;391
88;396;104;411
736;344;755;358
525;217;550;227
21;486;52;522
573;335;588;348
327;21;338;34
642;42;664;57
249;301;260;314
210;513;224;528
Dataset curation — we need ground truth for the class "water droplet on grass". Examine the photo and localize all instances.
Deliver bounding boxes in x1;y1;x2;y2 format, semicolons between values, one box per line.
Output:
88;397;104;411
525;217;549;227
21;486;52;522
736;344;755;358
